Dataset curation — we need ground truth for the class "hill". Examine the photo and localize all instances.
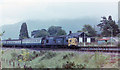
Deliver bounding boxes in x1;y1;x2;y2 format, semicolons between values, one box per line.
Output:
2;18;99;39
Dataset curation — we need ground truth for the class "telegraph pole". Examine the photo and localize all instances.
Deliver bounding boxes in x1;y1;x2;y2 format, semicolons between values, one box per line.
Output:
111;29;113;47
84;32;85;46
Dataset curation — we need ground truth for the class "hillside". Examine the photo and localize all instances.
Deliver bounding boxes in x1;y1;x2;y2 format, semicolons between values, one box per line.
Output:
2;18;99;39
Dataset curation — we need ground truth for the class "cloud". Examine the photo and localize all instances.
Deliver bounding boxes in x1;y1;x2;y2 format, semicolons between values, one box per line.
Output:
0;0;118;26
1;0;119;3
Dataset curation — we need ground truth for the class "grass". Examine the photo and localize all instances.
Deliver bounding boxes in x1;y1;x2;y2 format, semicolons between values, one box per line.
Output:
0;48;119;68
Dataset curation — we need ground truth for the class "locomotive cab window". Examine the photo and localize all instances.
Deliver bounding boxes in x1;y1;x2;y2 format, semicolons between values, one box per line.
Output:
54;40;56;43
46;40;49;43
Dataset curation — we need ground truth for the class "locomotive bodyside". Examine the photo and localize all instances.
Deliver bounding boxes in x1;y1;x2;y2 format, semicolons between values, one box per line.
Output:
54;37;64;45
42;36;66;47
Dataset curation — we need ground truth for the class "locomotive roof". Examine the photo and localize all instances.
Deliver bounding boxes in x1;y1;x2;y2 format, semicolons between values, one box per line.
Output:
23;37;42;40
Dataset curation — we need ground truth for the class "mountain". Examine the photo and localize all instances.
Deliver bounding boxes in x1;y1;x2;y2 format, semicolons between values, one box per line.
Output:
2;18;99;39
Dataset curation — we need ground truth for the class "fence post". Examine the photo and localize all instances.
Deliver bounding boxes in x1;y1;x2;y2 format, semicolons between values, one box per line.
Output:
13;61;15;67
9;60;11;66
24;64;26;68
4;58;6;62
18;62;20;68
6;59;8;63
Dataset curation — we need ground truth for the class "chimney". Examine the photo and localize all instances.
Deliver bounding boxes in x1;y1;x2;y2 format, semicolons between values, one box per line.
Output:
69;31;72;35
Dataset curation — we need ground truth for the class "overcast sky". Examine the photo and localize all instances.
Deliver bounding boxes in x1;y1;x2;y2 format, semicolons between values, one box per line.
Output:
0;0;119;27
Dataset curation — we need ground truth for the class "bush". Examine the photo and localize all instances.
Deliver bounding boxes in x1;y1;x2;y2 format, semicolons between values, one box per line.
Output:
33;51;40;57
39;50;46;56
62;55;69;59
62;61;75;68
62;61;86;68
11;52;18;60
118;43;120;47
17;55;23;60
40;52;57;60
17;50;44;61
82;54;91;63
62;53;75;60
88;52;107;68
1;50;4;54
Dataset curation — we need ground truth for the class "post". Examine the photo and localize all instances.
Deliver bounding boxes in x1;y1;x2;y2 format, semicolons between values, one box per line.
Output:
13;61;15;67
9;60;11;66
111;29;112;46
84;32;85;46
18;62;20;68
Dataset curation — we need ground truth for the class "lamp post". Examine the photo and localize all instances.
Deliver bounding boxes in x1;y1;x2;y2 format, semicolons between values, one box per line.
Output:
111;29;113;47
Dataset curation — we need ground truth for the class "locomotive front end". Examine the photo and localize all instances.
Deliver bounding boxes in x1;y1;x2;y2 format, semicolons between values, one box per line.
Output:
68;38;78;47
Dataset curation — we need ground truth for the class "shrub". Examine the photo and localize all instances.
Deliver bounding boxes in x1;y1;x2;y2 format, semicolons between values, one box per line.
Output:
40;52;57;60
18;51;42;61
62;53;75;60
68;53;75;57
62;61;86;69
17;55;23;60
11;52;18;60
118;43;120;47
62;55;69;59
39;50;46;56
34;64;45;68
33;51;36;55
62;61;75;68
1;50;4;54
76;64;86;69
32;51;40;57
88;52;107;68
82;54;91;63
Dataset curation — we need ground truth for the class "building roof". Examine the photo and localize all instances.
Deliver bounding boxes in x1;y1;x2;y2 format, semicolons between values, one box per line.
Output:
68;32;88;37
98;38;110;41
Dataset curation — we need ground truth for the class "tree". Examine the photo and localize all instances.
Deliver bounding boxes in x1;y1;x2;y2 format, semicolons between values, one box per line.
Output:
77;30;82;33
0;31;5;36
81;24;96;37
19;22;29;39
8;38;12;40
31;26;66;38
48;26;66;36
97;16;120;37
116;33;120;37
56;29;66;36
0;31;5;42
31;29;49;38
118;19;120;28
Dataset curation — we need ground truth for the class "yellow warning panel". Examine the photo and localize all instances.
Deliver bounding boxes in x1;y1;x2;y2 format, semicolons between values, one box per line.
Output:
68;38;78;46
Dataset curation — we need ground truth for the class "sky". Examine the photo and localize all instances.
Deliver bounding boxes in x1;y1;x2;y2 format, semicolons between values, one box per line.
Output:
0;0;119;27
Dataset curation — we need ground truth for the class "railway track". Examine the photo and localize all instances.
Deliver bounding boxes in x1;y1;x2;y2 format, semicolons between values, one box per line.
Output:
77;46;120;53
2;45;120;53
